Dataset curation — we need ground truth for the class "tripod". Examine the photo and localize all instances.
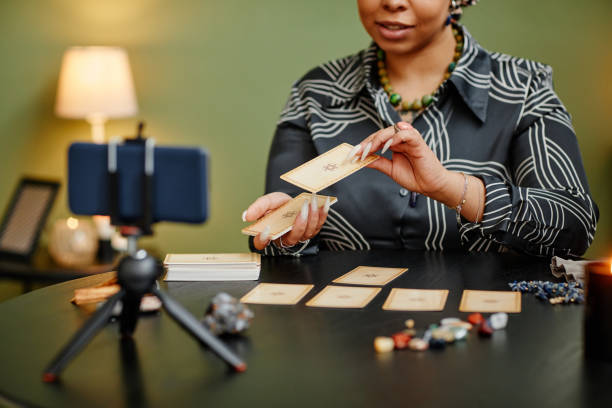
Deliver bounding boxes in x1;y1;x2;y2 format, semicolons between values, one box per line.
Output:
43;234;246;382
43;127;245;383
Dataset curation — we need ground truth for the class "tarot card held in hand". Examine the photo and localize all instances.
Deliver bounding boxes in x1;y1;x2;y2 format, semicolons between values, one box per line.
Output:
382;289;449;311
332;266;408;286
280;143;379;192
305;285;381;308
241;193;337;240
459;290;522;313
240;283;314;305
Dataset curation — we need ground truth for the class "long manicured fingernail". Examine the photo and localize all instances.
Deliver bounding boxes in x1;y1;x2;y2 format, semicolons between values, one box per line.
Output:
344;144;361;163
300;201;309;221
323;196;331;214
381;138;393;155
260;225;271;241
241;210;247;222
310;192;317;211
360;142;372;161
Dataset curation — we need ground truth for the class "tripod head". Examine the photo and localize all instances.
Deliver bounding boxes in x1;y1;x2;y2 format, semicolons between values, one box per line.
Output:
117;248;160;296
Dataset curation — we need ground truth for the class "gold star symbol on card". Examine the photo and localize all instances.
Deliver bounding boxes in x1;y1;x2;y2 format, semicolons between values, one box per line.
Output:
364;273;379;278
271;292;285;296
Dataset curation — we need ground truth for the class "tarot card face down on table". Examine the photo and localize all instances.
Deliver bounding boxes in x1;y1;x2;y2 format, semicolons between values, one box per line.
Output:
382;289;449;311
333;266;408;286
240;283;314;305
459;290;522;313
305;285;381;309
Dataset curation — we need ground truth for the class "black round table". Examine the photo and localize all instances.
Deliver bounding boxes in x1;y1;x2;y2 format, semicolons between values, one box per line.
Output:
1;250;611;407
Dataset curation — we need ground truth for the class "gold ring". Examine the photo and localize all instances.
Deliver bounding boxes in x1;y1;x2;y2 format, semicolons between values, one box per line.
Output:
393;123;400;134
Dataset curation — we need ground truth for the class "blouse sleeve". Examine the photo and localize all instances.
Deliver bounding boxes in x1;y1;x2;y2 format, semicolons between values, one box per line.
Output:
248;84;321;256
458;67;599;257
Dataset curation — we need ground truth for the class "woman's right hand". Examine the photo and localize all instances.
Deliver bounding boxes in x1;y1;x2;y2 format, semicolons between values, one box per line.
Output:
242;192;330;250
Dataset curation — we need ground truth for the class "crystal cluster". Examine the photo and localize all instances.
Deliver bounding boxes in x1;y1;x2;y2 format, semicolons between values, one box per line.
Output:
202;292;254;335
508;280;584;304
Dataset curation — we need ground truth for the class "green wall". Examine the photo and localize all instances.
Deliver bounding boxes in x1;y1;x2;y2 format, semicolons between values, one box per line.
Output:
1;0;610;258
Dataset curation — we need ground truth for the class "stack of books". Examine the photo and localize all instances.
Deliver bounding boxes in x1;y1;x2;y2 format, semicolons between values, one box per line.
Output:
163;253;261;281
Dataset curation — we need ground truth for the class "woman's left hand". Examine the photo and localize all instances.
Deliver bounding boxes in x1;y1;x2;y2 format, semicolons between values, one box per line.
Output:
348;122;452;200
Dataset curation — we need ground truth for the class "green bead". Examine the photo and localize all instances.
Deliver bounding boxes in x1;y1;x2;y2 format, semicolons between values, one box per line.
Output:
455;42;463;52
422;94;433;107
448;62;456;72
377;49;385;60
389;93;402;106
412;99;422;110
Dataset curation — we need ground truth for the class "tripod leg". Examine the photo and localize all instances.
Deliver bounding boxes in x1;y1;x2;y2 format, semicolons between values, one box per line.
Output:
152;287;246;372
42;289;126;383
119;292;143;337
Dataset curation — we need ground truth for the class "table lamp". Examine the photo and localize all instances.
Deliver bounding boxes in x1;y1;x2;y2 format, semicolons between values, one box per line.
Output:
55;46;138;143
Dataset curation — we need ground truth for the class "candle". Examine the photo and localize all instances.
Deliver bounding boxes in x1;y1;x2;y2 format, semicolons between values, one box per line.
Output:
584;260;612;362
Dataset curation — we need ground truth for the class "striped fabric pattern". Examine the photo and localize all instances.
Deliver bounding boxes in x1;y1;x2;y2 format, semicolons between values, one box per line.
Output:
260;26;598;257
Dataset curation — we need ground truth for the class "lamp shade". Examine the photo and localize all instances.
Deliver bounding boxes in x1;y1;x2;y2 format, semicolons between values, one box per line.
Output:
55;46;138;119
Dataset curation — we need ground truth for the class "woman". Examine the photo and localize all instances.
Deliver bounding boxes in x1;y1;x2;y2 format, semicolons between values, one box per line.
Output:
243;0;598;257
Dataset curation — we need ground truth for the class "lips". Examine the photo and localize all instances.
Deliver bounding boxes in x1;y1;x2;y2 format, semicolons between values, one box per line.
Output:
377;21;411;30
375;21;415;40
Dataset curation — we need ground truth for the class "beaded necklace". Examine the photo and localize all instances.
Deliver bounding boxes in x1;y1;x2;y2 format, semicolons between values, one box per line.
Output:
376;25;464;121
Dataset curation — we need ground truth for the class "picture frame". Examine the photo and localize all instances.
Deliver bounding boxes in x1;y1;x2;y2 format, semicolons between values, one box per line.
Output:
0;177;60;262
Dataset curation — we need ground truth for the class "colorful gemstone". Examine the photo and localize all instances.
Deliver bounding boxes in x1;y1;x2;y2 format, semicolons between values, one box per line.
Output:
392;332;412;349
401;100;412;111
389;93;402;105
456;42;463;52
374;336;395;353
489;313;508;330
383;84;393;93
478;322;493;337
431;329;446;340
377;49;385;60
442;320;473;330
380;77;389;85
448;62;456;72
440;317;461;326
449;326;468;341
377;60;385;69
408;338;429;351
429;337;446;349
405;319;415;329
412;99;422;110
378;68;387;77
468;312;483;325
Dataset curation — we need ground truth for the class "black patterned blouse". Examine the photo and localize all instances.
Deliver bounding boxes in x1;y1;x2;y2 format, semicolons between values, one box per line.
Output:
257;26;598;257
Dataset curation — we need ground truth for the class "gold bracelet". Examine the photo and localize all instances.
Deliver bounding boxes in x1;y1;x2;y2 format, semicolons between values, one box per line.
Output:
475;177;483;223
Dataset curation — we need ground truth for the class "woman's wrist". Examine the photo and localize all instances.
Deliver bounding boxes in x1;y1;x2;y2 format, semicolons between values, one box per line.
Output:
428;170;485;223
429;169;465;207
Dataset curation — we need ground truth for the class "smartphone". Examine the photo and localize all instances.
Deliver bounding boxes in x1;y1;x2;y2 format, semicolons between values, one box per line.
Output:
68;142;208;224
